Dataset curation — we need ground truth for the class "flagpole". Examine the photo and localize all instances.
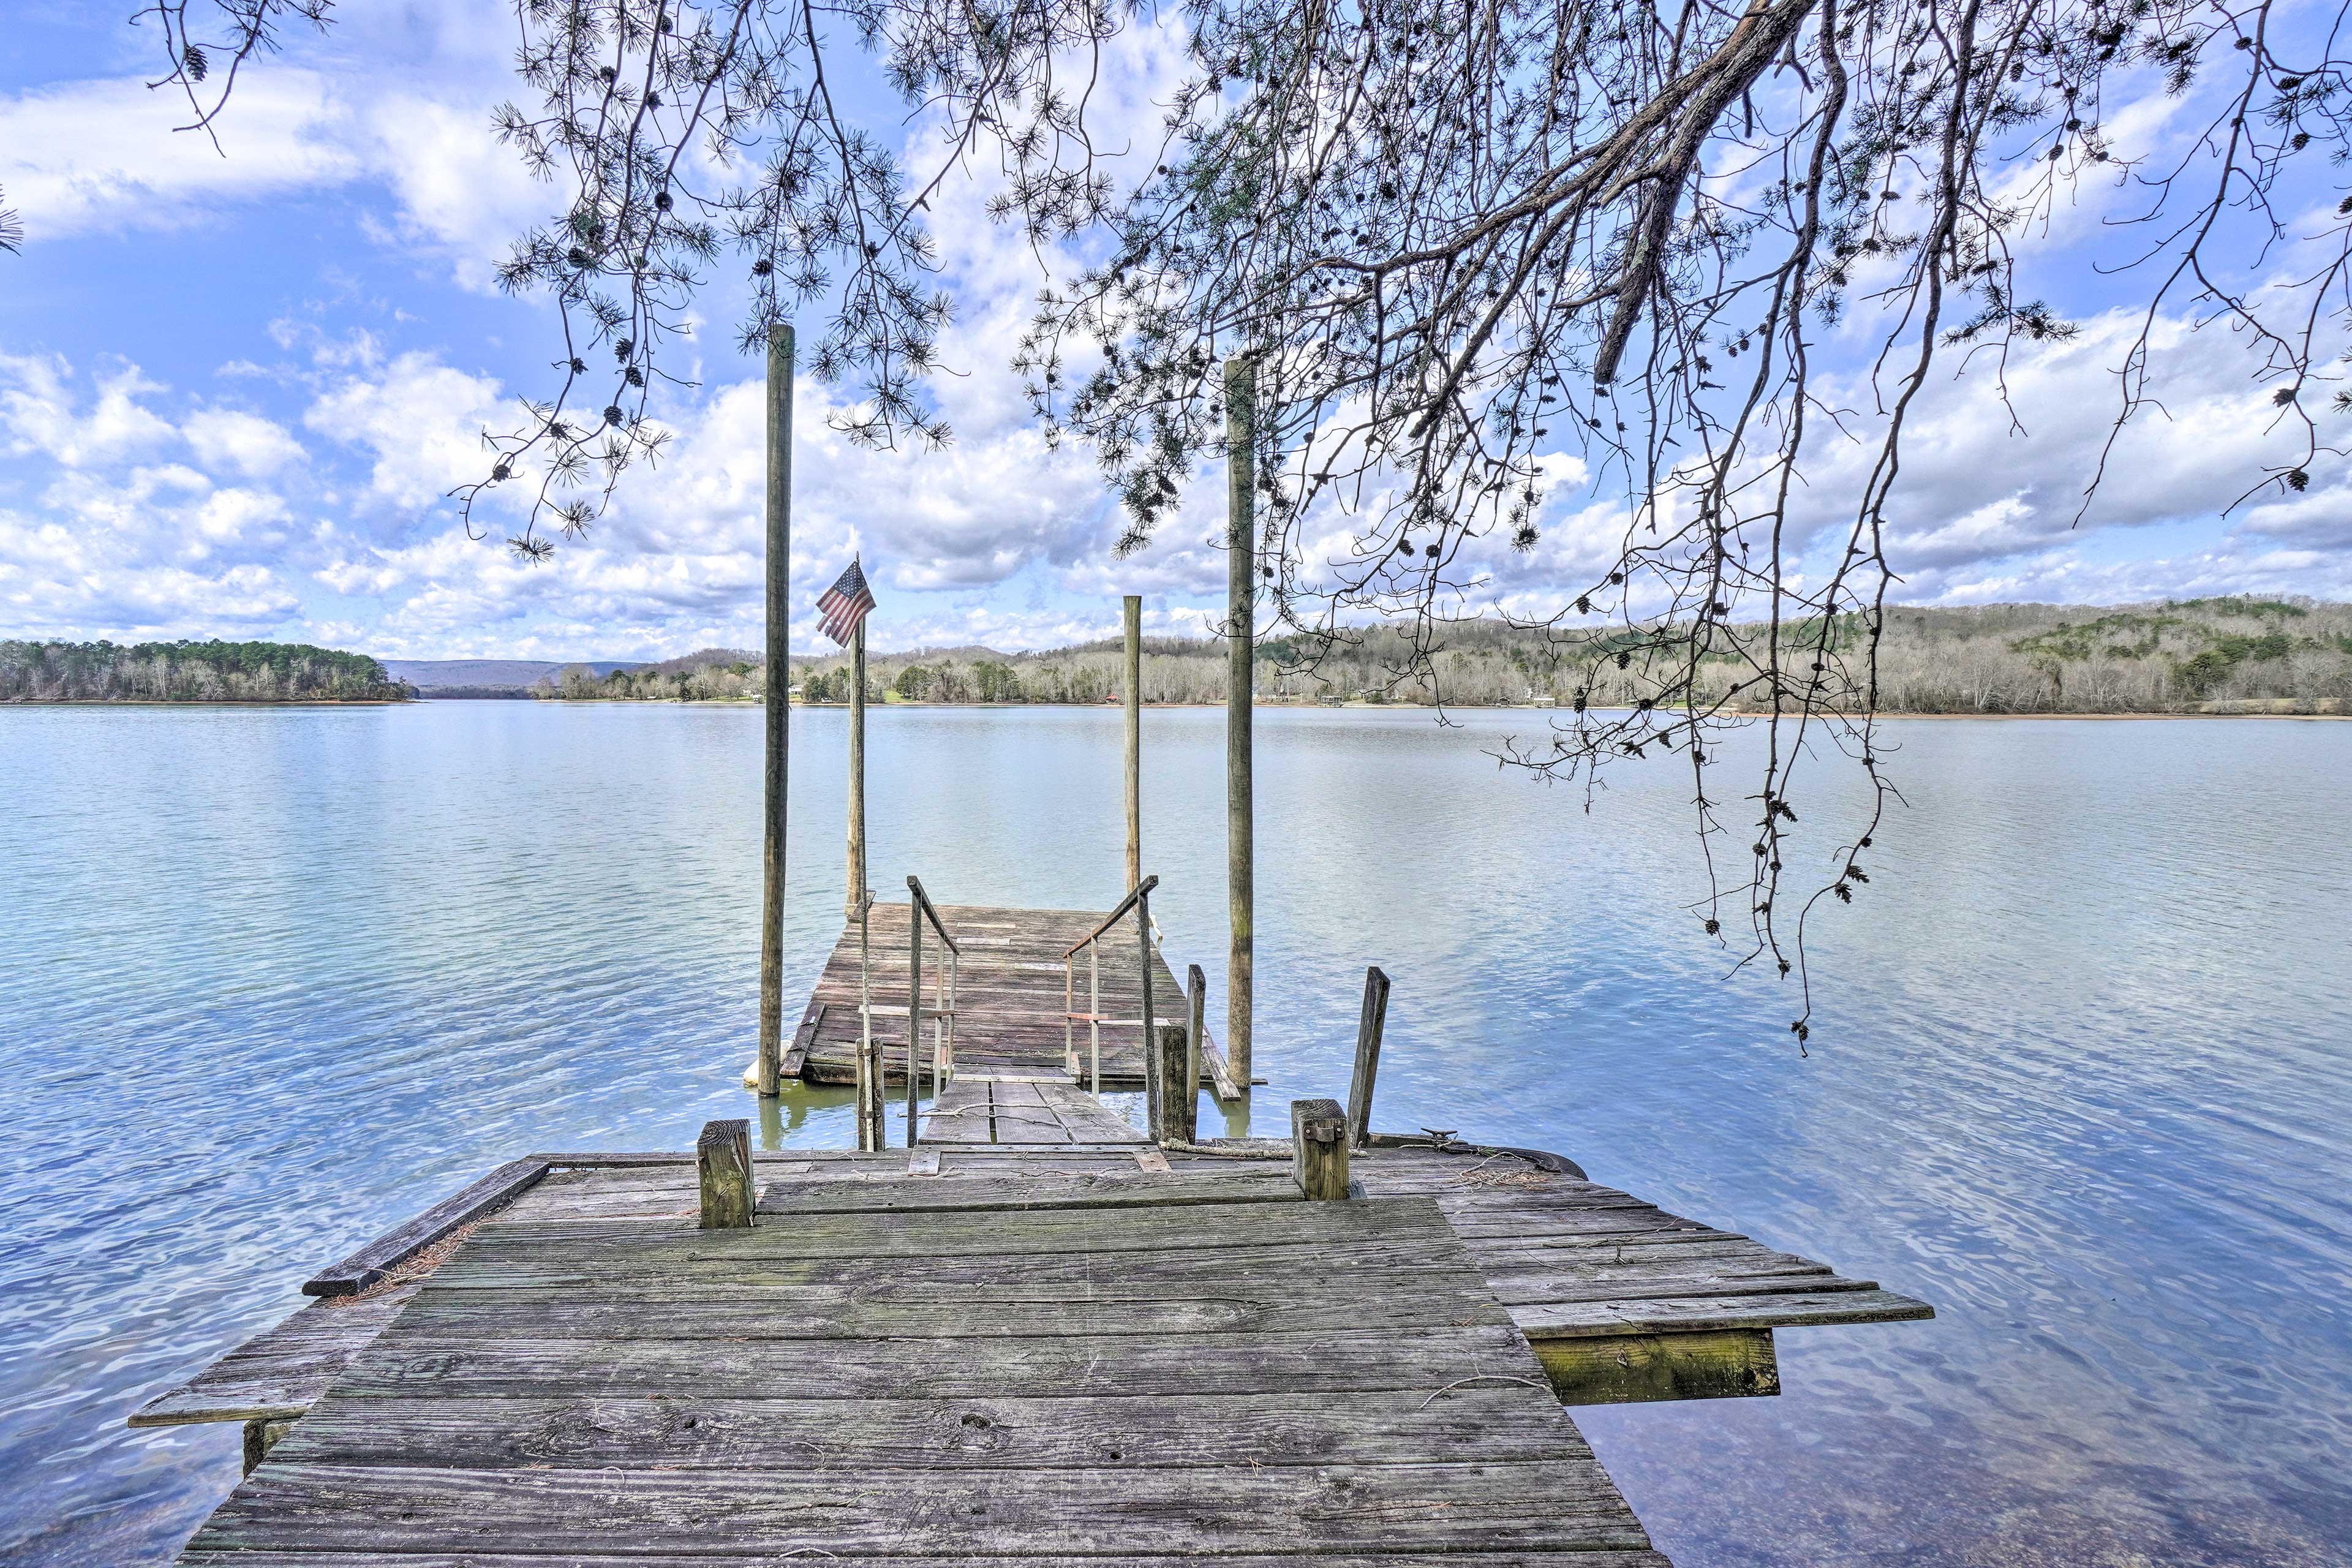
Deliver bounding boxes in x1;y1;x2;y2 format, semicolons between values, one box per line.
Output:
756;323;793;1099
847;611;866;919
851;614;879;1149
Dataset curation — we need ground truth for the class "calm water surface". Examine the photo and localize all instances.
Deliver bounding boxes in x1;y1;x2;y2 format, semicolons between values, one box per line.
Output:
2;703;2347;1565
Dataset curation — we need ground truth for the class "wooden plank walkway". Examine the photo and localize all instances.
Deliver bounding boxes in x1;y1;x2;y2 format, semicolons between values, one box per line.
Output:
919;1075;1148;1145
179;1166;1668;1567
788;903;1243;1095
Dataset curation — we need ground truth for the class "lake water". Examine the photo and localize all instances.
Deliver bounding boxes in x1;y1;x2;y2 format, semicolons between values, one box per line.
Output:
2;701;2347;1565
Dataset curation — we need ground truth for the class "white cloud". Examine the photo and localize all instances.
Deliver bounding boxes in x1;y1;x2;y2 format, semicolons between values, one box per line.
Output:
361;94;546;291
0;74;360;239
303;351;508;511
1800;307;2349;592
184;409;307;477
1;355;180;466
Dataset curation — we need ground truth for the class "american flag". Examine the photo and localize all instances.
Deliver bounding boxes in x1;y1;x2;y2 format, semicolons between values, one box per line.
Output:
815;557;876;646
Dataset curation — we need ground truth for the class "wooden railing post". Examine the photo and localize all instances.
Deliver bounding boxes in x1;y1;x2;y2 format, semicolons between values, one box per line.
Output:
1155;1023;1194;1145
1290;1098;1349;1200
1347;965;1390;1149
698;1118;755;1228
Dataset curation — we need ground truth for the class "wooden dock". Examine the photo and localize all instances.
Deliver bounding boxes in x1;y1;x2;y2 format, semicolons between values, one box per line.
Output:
784;902;1246;1096
183;1159;1671;1565
141;1147;1928;1559
140;897;1933;1562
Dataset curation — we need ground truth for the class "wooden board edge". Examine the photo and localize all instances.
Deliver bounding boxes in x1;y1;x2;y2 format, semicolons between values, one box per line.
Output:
780;1001;825;1079
127;1394;311;1430
1518;1287;1938;1338
300;1158;551;1297
1186;1027;1243;1102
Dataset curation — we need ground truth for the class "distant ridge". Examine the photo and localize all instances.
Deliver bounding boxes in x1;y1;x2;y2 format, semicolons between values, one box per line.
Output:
539;597;2352;715
385;658;646;693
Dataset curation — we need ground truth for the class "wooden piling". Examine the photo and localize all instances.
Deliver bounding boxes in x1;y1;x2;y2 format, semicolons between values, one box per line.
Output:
1347;965;1390;1149
1290;1097;1349;1200
1224;355;1256;1091
1154;1023;1194;1145
1123;594;1142;891
755;323;794;1098
696;1118;755;1229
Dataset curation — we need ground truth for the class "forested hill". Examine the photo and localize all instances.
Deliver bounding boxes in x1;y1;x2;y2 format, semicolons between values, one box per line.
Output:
1;639;412;703
549;597;2352;715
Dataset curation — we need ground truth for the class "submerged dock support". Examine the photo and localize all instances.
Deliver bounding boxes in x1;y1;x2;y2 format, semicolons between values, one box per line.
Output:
755;322;794;1098
1535;1329;1783;1406
1225;354;1256;1093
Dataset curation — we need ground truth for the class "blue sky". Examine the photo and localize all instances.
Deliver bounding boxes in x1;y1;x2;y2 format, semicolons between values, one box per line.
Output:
2;1;2347;660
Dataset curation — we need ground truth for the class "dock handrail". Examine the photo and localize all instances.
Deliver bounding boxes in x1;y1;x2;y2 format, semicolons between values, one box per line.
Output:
908;877;962;956
1063;874;1157;959
905;876;960;1148
1063;875;1158;1099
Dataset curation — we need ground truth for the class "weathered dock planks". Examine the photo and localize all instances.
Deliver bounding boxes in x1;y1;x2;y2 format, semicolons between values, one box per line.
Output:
181;1170;1668;1566
918;1074;1148;1145
134;1140;1930;1436
790;902;1245;1095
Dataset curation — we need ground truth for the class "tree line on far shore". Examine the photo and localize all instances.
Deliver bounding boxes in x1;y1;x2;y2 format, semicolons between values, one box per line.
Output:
1;639;412;703
538;598;2352;716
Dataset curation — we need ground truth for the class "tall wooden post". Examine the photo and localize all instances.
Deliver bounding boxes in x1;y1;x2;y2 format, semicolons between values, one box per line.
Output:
1123;594;1142;891
849;616;877;1150
756;323;794;1098
1224;355;1256;1092
847;619;867;916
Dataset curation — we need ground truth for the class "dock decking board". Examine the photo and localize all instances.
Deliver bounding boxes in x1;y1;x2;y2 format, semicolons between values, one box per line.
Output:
918;1075;1150;1145
183;1176;1665;1565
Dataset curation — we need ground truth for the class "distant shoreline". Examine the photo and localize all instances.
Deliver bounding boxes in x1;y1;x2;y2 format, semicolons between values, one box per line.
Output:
517;695;2352;720
1;699;407;709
